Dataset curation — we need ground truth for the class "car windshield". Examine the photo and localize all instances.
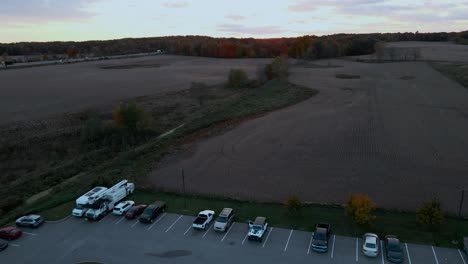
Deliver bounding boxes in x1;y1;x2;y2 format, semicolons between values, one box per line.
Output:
252;225;262;231
216;216;228;223
389;242;401;251
313;232;326;240
365;242;376;248
143;208;152;214
76;203;85;209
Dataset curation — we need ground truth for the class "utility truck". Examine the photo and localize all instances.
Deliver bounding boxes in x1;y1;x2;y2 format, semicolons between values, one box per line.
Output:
72;186;108;217
85;180;135;221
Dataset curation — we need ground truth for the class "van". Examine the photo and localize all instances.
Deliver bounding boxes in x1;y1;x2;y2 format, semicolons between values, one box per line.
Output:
214;208;235;232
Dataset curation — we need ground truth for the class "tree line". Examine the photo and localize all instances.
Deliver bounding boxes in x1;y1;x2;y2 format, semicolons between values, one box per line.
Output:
0;31;466;60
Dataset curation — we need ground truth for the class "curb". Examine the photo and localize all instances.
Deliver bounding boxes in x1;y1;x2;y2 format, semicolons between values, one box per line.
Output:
45;214;72;224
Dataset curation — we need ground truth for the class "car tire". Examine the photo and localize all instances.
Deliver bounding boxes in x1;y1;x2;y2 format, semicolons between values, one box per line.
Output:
29;224;34;228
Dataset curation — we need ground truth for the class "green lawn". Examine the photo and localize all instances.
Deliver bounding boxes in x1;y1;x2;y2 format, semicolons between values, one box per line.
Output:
431;62;468;89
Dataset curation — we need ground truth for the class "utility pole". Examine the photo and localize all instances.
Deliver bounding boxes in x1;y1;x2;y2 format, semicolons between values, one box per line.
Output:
182;168;186;209
454;187;466;244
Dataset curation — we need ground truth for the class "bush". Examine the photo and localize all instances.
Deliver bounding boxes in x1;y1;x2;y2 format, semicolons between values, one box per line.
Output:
228;68;248;88
345;193;376;225
80;118;104;144
112;102;144;131
285;195;302;211
417;198;444;229
265;56;289;80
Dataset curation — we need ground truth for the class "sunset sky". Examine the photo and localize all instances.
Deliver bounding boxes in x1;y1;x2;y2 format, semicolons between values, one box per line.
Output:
1;0;467;43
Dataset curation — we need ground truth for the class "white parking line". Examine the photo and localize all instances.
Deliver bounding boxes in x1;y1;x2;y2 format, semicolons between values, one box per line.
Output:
147;213;167;231
307;232;313;255
381;241;384;264
165;215;183;233
184;225;192;235
356;237;359;262
262;227;274;248
459;249;467;264
284;229;293;252
202;223;214;238
405;243;412;264
10;243;20;247
131;219;139;228
241;233;249;245
115;217;125;225
22;232;37;236
431;246;439;264
331;235;336;258
221;222;236;242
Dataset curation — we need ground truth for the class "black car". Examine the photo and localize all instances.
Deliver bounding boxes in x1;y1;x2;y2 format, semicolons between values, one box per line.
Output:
384;235;404;263
0;240;8;251
138;201;166;223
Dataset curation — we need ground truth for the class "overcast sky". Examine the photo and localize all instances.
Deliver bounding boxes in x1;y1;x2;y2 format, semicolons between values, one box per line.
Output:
1;0;467;43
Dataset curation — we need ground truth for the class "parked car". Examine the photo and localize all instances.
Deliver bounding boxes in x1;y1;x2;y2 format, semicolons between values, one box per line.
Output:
15;215;44;228
247;216;269;242
113;200;135;216
0;240;7;251
214;208;235;232
192;210;215;230
125;204;147;219
0;226;22;240
139;201;166;223
363;233;379;257
311;223;331;252
384;235;404;263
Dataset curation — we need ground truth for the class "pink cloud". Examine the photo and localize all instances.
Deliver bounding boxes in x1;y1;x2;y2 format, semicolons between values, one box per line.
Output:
163;1;189;8
226;15;247;21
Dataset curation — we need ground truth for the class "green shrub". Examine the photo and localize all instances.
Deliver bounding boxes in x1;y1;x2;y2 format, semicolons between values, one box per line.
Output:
228;68;248;88
285;195;302;211
265;56;289;80
80;118;104;144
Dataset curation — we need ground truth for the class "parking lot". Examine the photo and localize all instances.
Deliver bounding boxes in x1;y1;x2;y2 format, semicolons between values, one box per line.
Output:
1;213;467;264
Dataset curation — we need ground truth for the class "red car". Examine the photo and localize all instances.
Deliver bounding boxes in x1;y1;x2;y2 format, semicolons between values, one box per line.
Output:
125;204;147;219
0;226;22;240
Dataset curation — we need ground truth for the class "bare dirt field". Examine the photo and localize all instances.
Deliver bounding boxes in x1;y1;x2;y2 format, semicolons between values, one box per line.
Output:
2;43;468;215
386;41;468;62
0;55;270;124
149;57;468;215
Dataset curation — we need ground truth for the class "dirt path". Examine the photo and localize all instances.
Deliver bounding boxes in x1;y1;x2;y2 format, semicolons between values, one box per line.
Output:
148;59;468;215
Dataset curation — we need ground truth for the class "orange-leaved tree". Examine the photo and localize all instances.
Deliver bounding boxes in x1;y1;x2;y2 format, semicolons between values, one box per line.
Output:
345;193;376;225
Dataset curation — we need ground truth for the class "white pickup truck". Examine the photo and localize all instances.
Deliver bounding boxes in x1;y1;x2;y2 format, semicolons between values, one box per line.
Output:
248;216;269;242
192;210;215;230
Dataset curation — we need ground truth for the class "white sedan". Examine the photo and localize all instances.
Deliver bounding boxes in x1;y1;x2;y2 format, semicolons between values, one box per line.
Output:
362;233;379;257
113;200;135;215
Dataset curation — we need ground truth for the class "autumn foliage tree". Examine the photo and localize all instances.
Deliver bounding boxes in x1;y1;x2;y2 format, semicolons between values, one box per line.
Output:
112;102;144;131
345;193;376;225
67;46;78;58
416;198;444;229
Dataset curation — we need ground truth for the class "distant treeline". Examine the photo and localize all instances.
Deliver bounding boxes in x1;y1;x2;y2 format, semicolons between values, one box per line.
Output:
1;31;467;60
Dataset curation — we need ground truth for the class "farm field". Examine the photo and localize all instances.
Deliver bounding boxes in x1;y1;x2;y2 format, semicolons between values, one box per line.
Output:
149;46;468;215
0;55;270;124
1;42;468;216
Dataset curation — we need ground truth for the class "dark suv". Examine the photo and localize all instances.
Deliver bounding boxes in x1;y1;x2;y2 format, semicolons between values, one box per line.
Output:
138;201;167;223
